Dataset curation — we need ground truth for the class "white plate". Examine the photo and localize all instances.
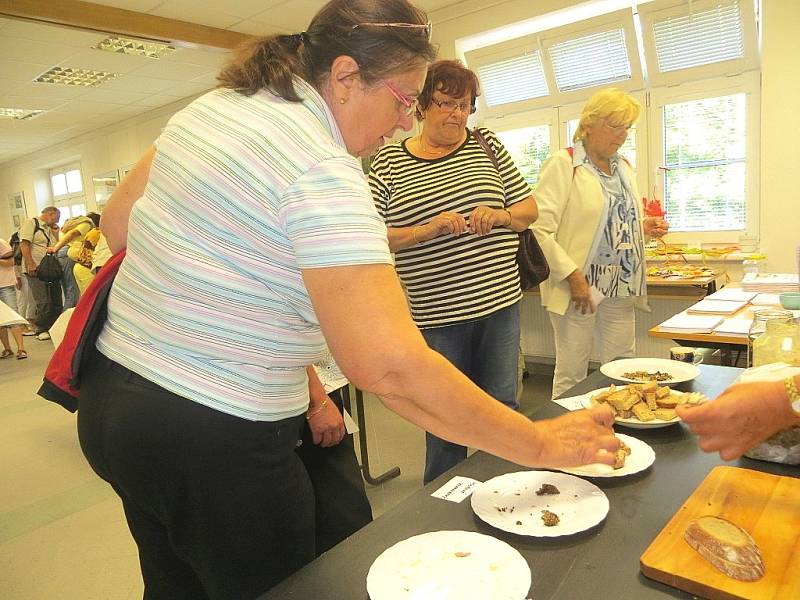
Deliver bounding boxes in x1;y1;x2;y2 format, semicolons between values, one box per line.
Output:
556;433;655;477
366;530;531;600
600;358;700;384
580;387;683;429
471;471;609;537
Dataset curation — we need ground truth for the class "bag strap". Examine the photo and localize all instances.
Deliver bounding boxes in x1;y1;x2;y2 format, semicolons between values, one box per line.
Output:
32;217;51;246
471;128;500;172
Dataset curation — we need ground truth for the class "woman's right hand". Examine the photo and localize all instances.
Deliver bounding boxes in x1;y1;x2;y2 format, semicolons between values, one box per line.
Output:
422;211;468;241
533;405;620;467
567;270;594;314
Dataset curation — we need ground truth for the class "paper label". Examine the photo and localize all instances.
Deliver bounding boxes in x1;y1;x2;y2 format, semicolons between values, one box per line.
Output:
431;476;481;503
552;395;587;411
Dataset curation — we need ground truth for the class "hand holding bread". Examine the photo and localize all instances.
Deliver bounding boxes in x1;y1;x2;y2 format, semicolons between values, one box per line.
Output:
533;404;621;467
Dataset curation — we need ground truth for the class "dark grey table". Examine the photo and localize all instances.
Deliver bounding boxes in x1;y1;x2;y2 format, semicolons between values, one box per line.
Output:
260;365;798;599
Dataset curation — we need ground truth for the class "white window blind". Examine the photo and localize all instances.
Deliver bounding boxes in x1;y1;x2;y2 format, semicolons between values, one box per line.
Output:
548;28;632;92
662;93;746;232
478;52;549;107
652;0;744;73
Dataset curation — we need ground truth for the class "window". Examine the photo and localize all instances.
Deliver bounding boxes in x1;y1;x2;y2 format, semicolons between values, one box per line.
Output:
49;163;86;225
661;93;746;232
478;52;548;108
496;124;552;185
548;27;632;92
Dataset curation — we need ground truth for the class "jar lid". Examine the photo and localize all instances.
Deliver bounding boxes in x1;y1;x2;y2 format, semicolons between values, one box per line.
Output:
752;308;794;323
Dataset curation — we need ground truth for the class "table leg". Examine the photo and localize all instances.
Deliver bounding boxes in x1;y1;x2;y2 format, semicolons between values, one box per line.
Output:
347;386;401;486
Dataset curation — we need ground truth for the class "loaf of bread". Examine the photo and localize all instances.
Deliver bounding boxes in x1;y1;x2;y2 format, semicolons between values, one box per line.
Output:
684;516;765;581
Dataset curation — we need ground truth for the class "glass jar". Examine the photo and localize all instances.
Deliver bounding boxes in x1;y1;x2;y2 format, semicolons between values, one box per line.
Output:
747;308;793;367
752;319;800;367
742;258;760;276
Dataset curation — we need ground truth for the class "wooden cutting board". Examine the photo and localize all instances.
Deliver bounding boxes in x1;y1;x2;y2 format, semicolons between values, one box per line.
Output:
640;465;800;600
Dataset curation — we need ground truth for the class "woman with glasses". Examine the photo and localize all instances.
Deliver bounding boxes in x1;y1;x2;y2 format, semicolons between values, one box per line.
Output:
80;2;619;596
369;60;541;484
531;87;669;400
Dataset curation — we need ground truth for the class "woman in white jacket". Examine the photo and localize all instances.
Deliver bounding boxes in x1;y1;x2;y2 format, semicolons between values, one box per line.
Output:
532;88;668;398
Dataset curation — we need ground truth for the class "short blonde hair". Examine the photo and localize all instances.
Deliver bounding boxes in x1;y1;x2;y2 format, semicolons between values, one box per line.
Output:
573;88;641;143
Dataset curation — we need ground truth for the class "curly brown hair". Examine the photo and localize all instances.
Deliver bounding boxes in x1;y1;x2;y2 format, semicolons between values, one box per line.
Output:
416;59;480;119
218;0;436;101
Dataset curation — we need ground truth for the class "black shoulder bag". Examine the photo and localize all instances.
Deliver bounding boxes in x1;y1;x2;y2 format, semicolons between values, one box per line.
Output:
471;128;550;290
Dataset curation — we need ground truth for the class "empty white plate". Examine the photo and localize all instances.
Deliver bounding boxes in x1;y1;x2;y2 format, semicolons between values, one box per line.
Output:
366;530;531;600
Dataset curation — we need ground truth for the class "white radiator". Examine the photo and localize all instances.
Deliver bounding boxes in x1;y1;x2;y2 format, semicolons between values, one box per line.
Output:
520;294;699;362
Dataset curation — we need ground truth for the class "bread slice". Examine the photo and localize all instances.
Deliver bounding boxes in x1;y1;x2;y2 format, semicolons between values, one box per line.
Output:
632;402;655;421
656;392;681;409
653;408;677;421
684;516;765;581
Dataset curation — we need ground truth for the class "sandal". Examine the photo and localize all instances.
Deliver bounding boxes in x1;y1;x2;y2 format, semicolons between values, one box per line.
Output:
16;350;28;360
0;349;13;359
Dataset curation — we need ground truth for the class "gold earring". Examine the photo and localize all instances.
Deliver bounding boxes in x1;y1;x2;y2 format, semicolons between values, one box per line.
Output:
339;98;346;104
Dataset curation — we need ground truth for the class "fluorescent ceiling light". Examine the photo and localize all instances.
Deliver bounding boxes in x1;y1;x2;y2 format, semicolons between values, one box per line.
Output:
0;107;45;120
92;36;176;59
34;66;117;87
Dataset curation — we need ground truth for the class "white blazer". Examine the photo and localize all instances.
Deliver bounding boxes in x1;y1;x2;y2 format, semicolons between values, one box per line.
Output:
531;147;649;316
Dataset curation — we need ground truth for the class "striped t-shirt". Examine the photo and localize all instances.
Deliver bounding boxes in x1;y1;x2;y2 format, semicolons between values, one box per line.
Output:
369;128;531;328
96;81;392;421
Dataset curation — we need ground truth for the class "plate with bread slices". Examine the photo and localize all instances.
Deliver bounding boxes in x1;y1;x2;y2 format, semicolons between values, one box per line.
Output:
556;433;655;477
600;357;700;384
581;382;707;428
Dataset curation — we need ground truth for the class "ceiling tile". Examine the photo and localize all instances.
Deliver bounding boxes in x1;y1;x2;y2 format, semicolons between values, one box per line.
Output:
250;0;328;32
0;93;67;111
150;2;241;29
129;93;193;108
0;20;107;47
72;87;151;106
17;81;90;101
0;37;81;66
165;47;231;68
0;60;53;83
158;81;215;98
87;0;164;11
215;0;286;20
128;60;214;81
57;48;152;75
99;74;179;94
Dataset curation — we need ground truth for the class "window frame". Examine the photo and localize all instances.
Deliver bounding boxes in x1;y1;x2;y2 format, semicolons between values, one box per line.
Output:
49;162;86;225
647;71;760;244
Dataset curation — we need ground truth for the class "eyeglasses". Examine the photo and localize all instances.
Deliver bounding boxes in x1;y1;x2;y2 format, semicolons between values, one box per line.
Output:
351;21;432;42
431;97;476;115
604;122;634;133
381;79;419;116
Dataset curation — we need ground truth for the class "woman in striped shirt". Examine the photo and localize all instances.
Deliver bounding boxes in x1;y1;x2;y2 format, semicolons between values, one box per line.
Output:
81;2;619;596
369;60;540;483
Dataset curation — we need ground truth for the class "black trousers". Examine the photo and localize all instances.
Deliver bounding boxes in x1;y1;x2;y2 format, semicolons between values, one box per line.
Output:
78;353;315;600
295;387;373;555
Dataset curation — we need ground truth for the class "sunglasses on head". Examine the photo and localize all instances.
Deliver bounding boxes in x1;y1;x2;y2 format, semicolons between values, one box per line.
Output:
350;21;432;42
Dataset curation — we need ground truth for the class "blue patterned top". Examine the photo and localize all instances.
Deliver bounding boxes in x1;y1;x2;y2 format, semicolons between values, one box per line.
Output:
581;150;645;298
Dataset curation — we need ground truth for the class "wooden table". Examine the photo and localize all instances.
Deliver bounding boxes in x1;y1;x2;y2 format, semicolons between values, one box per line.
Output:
258;365;797;600
645;271;728;299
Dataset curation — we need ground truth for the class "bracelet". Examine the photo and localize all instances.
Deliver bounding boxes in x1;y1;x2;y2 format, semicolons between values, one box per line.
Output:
411;226;422;245
785;376;800;415
503;208;513;226
306;397;329;420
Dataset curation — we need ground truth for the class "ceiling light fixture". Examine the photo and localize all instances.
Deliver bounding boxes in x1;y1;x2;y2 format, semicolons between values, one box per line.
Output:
92;36;176;59
0;108;45;120
34;66;117;87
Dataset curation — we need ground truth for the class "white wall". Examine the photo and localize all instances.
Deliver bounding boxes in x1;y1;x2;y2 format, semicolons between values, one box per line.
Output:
759;0;800;273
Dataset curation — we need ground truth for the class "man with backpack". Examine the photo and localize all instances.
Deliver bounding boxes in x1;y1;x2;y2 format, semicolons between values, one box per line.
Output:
19;207;62;340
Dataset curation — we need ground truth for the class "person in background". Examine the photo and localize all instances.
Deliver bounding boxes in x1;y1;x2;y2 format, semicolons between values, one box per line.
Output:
49;212;98;305
89;230;112;273
19;206;62;341
8;231;36;336
297;353;372;555
369;59;539;483
0;237;27;359
82;1;617;597
531;88;669;399
71;214;102;293
677;376;800;460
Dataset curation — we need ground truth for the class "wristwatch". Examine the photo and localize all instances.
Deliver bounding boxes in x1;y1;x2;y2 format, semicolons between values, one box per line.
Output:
785;376;800;415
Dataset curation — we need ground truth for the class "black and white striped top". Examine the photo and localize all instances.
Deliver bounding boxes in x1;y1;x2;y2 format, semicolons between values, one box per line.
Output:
369;128;531;328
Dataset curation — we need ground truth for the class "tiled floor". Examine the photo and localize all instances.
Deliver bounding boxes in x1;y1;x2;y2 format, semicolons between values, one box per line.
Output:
0;340;553;599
